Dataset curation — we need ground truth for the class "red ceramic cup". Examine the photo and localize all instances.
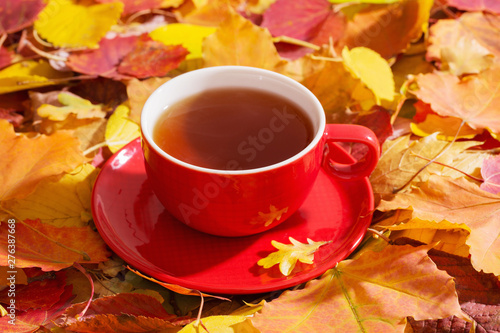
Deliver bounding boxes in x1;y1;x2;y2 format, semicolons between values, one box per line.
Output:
141;66;379;237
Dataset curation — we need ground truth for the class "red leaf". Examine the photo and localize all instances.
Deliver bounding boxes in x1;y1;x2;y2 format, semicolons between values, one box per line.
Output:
261;0;332;41
355;107;393;146
61;294;193;332
0;108;23;127
0;285;74;332
413;100;436;123
0;270;66;311
336;106;392;161
67;35;138;80
461;302;500;332
0;47;13;69
95;0;166;16
467;131;500;151
308;10;346;46
446;0;500;14
429;251;500;305
480;155;500;195
63;293;182;323
407;315;472;333
275;42;315;60
274;11;346;60
260;0;345;60
0;0;46;34
117;38;188;79
393;239;500;332
395;238;500;305
64;314;191;333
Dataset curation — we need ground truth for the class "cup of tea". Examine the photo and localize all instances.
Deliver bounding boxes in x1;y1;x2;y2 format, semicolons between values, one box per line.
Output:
141;66;379;237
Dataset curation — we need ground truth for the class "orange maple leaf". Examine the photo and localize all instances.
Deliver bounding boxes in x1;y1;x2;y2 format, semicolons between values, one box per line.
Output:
202;11;286;70
339;0;433;59
252;244;464;332
0;219;110;271
415;63;500;133
379;175;500;276
0;120;84;201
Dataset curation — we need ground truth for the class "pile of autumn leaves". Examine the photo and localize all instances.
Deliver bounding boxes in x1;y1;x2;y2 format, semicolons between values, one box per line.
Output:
0;0;500;331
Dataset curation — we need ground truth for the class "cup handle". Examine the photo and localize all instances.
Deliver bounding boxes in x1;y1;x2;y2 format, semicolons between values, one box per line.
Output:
322;124;380;180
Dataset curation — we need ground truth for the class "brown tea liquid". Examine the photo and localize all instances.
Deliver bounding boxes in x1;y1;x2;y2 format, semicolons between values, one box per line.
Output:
153;87;314;170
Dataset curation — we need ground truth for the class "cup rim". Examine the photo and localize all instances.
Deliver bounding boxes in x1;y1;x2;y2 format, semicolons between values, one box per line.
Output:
141;66;326;175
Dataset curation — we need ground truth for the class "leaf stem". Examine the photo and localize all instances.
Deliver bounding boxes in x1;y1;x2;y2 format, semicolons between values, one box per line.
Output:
23;40;67;61
0;34;6;49
193;290;210;332
366;228;393;244
390;76;414;125
310;54;343;62
126;8;176;24
333;268;366;333
73;262;95;321
410;152;484;183
83;141;109;156
272;36;321;51
393;120;466;193
331;1;361;13
32;29;55;48
83;140;133;156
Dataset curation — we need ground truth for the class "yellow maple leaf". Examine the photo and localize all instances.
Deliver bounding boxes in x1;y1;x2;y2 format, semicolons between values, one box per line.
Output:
0;60;72;94
192;0;208;7
293;51;376;114
37;92;107;121
374;211;471;257
34;0;123;48
2;164;98;227
178;315;258;333
411;114;483;141
29;91;108;153
150;23;217;59
105;104;141;153
202;11;285;70
390;220;471;258
258;237;329;276
369;133;482;202
342;46;395;103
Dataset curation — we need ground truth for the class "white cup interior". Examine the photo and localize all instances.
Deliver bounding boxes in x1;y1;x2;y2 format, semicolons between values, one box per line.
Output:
141;66;326;174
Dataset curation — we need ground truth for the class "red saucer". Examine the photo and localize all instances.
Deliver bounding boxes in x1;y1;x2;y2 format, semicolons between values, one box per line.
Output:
91;138;374;294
